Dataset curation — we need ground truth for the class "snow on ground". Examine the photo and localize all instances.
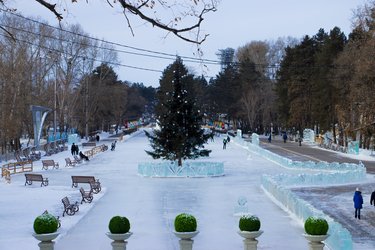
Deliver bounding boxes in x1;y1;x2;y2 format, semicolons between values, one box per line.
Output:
1;129;367;249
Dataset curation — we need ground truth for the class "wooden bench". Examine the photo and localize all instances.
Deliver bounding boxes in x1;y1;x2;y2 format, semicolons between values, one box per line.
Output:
43;210;61;228
71;175;101;194
74;155;83;164
65;158;76;167
80;187;93;204
62;196;79;217
25;173;49;187
42;160;59;170
82;142;96;147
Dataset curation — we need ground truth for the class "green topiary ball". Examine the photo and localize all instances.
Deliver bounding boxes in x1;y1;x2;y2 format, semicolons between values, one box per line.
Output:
33;214;58;234
239;215;261;232
174;213;197;232
108;216;131;234
304;217;329;235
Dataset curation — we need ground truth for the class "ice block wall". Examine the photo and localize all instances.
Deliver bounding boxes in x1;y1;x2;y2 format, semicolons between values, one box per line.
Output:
230;132;364;250
261;175;353;250
138;161;224;177
230;133;366;179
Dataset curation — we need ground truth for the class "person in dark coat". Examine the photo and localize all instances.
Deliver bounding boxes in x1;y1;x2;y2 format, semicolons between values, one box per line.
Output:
268;134;272;143
71;143;76;156
223;138;227;149
353;187;363;219
79;151;89;161
75;145;79;155
111;141;117;151
283;133;287;143
370;190;375;207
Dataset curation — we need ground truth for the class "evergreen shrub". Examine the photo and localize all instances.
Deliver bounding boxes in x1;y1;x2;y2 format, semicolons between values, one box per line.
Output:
33;214;58;234
108;216;130;234
239;214;261;232
304;216;329;235
174;213;197;232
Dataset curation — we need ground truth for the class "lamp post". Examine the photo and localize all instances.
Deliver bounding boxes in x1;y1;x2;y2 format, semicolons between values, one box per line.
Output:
54;59;58;142
83;57;88;140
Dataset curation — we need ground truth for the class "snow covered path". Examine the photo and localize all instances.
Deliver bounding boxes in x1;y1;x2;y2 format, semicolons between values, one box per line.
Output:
1;129;328;250
55;129;312;250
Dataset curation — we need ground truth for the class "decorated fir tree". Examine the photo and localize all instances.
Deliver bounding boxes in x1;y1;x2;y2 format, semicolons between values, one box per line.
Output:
145;58;211;166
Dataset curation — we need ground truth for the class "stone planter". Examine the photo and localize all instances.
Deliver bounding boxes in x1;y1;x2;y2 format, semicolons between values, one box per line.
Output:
237;230;264;250
172;231;199;250
302;233;330;250
106;232;133;250
32;232;60;250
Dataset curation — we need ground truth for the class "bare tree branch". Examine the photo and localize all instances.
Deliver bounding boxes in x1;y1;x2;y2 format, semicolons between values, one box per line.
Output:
118;0;217;44
6;0;217;45
35;0;63;21
0;25;15;41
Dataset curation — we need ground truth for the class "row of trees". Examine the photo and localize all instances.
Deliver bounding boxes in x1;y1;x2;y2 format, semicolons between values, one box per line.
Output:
153;2;375;150
276;1;375;148
155;36;298;134
3;0;375;154
0;14;154;153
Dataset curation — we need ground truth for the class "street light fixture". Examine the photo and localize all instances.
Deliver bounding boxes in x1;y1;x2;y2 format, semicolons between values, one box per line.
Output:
54;59;58;142
83;57;88;140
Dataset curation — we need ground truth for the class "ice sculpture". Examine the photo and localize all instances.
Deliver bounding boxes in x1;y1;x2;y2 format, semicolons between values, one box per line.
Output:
303;129;315;144
138;162;224;177
347;140;359;155
236;129;242;138
68;134;78;145
252;133;259;146
234;196;248;215
247;152;252;160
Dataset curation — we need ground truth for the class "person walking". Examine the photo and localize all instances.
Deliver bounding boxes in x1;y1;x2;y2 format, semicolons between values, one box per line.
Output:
223;138;227;150
353;187;363;219
111;141;117;151
71;143;76;156
370;189;375;207
75;145;79;155
283;133;287;143
268;134;272;143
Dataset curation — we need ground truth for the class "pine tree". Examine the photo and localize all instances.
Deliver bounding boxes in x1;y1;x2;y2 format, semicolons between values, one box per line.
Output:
145;58;211;166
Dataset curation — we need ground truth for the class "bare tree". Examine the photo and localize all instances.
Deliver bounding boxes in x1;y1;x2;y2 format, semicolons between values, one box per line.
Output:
3;0;219;45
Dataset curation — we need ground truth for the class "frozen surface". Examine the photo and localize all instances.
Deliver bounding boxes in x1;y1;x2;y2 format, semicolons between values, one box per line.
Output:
0;128;370;249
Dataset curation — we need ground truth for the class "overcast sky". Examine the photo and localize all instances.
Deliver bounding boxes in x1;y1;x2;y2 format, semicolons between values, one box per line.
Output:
15;0;365;87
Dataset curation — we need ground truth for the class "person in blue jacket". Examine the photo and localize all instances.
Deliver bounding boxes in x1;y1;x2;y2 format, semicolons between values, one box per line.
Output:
353;187;363;219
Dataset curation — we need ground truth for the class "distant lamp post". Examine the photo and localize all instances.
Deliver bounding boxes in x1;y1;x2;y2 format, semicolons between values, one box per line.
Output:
54;59;58;142
83;57;88;140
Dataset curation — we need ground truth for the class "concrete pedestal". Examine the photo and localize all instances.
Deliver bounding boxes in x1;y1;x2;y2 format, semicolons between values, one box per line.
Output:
179;239;194;250
243;238;259;250
105;232;133;250
38;241;55;250
32;232;60;250
308;241;325;250
110;241;128;250
302;233;329;250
